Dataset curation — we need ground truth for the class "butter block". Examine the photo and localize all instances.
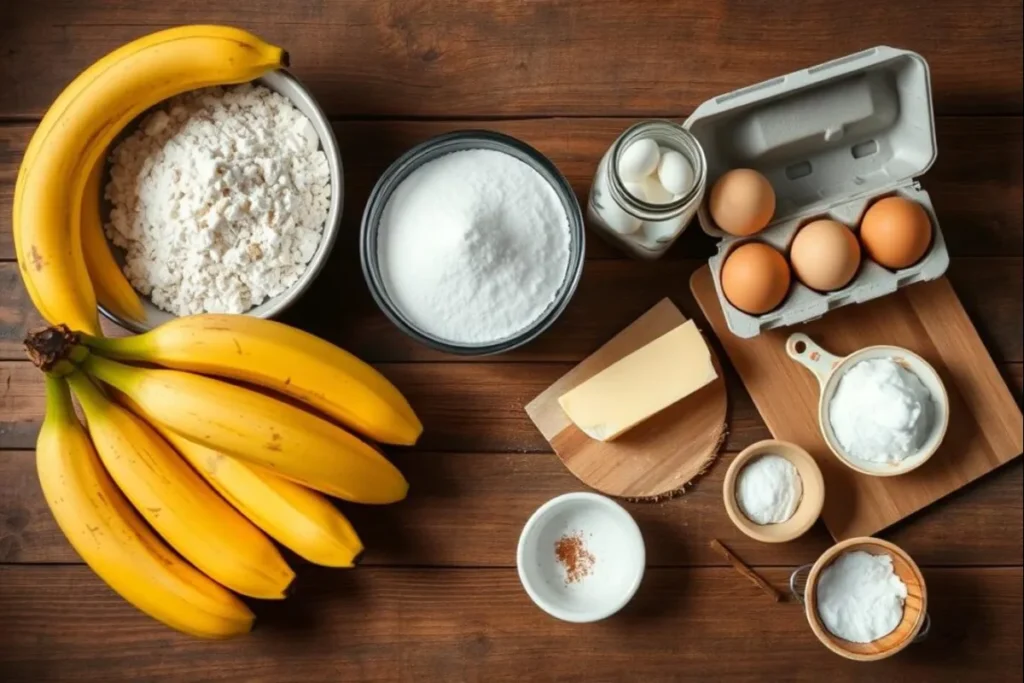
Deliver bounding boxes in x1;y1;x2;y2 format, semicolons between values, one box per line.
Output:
558;320;718;441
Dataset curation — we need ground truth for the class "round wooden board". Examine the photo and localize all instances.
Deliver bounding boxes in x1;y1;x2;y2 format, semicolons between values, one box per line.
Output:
550;342;728;501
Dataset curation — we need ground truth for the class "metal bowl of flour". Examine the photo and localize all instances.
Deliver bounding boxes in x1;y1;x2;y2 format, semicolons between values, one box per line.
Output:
98;69;343;333
360;130;585;356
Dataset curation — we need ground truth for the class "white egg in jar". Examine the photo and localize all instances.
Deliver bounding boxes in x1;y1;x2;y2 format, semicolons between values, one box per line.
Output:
617;138;660;182
587;121;707;259
657;148;694;195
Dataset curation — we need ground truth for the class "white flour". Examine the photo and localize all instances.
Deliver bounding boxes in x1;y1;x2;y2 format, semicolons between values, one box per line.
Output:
377;149;570;344
735;454;802;525
828;358;933;464
816;551;908;643
105;84;330;315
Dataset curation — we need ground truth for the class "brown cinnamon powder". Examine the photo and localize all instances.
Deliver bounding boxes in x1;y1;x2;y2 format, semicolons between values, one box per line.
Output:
554;531;595;584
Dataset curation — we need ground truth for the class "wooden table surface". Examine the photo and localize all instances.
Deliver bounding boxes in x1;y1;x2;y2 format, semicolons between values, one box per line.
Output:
1;1;1022;681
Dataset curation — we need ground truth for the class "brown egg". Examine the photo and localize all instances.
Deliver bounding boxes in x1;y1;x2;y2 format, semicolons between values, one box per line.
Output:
709;169;776;236
790;219;861;292
859;196;933;269
721;242;791;315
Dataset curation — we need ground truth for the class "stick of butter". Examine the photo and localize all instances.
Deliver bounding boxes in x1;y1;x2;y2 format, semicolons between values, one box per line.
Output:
558;320;718;441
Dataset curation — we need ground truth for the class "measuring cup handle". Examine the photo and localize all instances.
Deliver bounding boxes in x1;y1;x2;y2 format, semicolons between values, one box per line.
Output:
914;613;931;643
786;334;841;389
789;563;814;604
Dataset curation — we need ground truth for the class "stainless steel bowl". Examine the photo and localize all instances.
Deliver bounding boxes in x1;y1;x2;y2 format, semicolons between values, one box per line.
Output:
98;69;343;332
360;130;585;356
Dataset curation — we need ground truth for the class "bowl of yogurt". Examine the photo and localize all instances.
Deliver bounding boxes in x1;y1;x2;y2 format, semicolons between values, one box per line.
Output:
723;439;825;543
360;130;585;355
785;333;950;476
790;537;929;661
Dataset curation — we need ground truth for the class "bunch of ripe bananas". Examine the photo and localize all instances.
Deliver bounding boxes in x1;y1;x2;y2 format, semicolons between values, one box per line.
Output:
15;26;421;638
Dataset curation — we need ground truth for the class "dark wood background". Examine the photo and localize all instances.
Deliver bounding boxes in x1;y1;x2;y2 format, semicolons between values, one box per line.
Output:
1;1;1022;681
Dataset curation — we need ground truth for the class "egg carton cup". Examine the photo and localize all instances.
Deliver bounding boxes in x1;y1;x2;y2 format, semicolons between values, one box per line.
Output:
685;46;948;338
709;185;948;336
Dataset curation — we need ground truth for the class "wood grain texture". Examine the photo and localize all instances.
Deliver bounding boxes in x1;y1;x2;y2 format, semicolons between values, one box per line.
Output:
0;565;1020;682
0;1;1021;678
526;299;727;498
1;1;1022;118
3;450;1021;568
4;357;1020;454
1;116;1022;262
693;268;1024;541
3;259;1021;364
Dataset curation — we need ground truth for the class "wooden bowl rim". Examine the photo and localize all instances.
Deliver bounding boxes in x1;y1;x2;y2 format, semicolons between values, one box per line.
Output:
804;537;928;662
722;439;825;543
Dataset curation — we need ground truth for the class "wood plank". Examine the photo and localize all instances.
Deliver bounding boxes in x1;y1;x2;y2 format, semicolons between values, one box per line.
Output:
3;259;1022;364
1;1;1022;118
694;267;1024;541
3;358;1020;453
2;448;1021;568
525;299;729;499
0;565;1020;682
2;116;1022;262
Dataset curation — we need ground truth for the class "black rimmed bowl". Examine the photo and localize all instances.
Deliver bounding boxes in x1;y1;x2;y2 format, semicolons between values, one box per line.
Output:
360;130;585;356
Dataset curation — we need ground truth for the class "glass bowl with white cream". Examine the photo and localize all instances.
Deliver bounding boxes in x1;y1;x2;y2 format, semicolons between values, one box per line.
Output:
361;130;585;356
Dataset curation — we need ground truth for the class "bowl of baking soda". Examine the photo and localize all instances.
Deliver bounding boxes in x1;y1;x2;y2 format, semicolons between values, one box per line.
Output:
723;439;825;543
786;333;949;476
361;130;585;355
791;537;929;661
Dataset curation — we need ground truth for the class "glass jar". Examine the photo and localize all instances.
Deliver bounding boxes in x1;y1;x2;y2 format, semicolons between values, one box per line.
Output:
587;120;707;259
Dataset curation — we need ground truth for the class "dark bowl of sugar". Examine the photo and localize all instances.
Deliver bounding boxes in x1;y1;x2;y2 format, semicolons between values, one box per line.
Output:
360;130;585;356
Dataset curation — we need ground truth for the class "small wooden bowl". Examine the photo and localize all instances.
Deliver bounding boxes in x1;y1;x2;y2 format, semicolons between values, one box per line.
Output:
802;537;928;661
723;439;825;543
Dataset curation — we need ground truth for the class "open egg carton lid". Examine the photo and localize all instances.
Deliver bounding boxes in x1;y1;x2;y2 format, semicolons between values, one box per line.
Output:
683;46;949;338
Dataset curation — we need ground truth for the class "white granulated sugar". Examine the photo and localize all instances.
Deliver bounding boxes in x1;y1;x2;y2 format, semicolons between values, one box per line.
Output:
377;149;570;344
816;550;908;643
105;84;330;315
735;454;803;525
828;358;933;464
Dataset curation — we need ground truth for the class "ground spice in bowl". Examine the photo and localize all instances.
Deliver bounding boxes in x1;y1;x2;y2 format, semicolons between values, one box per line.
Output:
554;531;595;584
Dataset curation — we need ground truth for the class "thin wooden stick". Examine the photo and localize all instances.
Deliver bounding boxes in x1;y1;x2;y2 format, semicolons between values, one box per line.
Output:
710;538;783;603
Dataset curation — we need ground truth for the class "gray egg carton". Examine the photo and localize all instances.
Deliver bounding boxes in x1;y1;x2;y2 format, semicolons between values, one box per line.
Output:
684;46;949;339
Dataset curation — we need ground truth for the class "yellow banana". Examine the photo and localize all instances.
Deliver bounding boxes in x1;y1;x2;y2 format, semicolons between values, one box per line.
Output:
82;354;408;504
83;314;422;445
65;370;296;599
121;395;363;567
81;158;146;324
14;26;286;332
36;374;253;638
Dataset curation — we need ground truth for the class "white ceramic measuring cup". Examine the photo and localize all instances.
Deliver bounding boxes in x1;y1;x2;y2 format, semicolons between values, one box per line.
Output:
785;333;949;476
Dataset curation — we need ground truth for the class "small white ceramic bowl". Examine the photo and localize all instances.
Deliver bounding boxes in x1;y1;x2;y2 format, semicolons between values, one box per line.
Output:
517;492;645;623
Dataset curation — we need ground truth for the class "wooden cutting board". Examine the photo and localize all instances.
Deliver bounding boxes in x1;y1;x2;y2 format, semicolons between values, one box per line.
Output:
525;298;728;500
691;265;1023;540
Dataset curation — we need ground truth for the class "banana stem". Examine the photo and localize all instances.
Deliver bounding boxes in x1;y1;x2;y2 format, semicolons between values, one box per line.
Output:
65;369;107;415
80;354;137;395
24;324;83;371
68;344;90;364
43;375;75;425
79;331;148;361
